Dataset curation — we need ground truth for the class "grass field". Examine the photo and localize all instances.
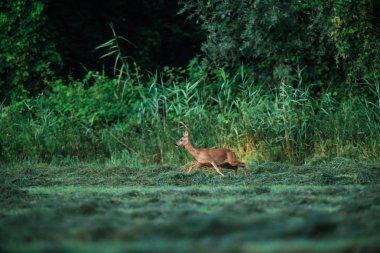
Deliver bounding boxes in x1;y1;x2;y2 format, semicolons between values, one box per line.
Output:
1;157;380;253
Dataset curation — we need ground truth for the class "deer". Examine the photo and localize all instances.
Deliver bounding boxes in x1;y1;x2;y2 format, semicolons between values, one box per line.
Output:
175;131;248;177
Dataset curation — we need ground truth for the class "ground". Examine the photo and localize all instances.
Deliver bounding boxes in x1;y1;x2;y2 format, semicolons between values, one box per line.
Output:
1;157;380;253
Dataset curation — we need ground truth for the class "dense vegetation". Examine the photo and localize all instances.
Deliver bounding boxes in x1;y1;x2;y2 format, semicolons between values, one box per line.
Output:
1;0;380;165
180;0;380;88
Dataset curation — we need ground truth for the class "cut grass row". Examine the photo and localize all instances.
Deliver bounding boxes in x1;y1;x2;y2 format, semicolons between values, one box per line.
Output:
2;157;379;188
1;183;380;253
1;157;380;253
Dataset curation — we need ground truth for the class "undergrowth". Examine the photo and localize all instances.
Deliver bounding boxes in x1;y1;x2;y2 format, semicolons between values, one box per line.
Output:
0;62;379;166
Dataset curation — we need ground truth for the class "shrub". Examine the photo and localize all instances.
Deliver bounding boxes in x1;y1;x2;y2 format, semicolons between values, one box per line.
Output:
0;0;61;103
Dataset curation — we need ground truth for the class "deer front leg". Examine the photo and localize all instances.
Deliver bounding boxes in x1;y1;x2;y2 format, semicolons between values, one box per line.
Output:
187;163;202;174
210;161;225;176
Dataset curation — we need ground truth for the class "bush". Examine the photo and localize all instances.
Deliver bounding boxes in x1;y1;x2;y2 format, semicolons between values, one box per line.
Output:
0;0;61;102
179;0;380;89
0;63;379;165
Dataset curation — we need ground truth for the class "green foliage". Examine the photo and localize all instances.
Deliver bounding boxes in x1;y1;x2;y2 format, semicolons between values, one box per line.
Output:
0;0;61;103
179;0;380;88
331;0;380;82
0;8;380;165
1;63;379;164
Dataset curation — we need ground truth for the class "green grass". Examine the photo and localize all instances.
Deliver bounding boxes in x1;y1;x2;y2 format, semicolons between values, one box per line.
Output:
1;68;380;165
1;158;380;253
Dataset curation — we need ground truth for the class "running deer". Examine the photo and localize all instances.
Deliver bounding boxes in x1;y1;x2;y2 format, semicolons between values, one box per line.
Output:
175;131;248;176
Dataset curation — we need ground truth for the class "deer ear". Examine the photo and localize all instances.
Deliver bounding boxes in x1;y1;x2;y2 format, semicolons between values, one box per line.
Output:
184;130;188;136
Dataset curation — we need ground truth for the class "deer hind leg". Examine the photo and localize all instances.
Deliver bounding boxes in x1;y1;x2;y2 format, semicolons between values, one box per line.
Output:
242;164;248;177
233;168;238;176
187;163;202;174
229;161;248;177
210;161;225;176
239;163;248;177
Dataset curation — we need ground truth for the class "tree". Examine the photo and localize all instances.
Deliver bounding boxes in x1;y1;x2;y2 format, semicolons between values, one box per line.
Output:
0;0;61;103
180;0;380;89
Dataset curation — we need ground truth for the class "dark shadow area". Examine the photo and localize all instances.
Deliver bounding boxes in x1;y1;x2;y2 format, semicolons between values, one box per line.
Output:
45;0;204;77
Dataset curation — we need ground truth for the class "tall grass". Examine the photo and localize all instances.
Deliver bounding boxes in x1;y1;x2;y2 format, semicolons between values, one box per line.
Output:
1;64;379;166
1;26;379;165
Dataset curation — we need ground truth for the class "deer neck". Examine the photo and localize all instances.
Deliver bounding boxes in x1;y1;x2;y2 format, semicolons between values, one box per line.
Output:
184;141;200;160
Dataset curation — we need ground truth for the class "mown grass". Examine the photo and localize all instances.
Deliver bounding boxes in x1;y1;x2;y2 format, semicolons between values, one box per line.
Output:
1;158;380;253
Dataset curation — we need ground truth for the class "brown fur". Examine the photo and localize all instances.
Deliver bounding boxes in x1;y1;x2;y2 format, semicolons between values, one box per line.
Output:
176;131;248;176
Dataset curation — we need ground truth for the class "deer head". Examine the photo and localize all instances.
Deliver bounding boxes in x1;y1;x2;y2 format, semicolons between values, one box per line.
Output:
175;131;189;147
